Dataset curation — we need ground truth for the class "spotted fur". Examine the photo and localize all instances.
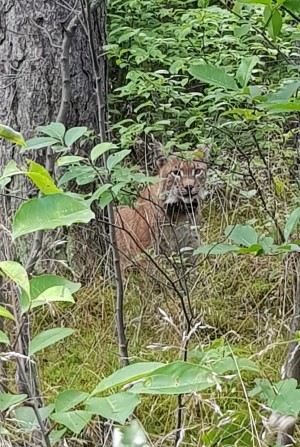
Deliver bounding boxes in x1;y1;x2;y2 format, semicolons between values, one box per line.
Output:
115;149;209;269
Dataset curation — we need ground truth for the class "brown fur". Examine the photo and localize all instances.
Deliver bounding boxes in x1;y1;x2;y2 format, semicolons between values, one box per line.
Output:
115;150;209;269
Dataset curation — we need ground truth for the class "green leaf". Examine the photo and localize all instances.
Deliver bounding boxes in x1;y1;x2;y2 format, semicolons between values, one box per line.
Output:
213;357;259;374
23;137;60;151
29;327;74;356
86;392;140;424
225;224;258;247
26;160;62;195
238;0;271;4
267;80;300;102
91;142;118;162
194;243;239;255
0;393;27;412
86;184;113;205
99;191;114;209
12;194;95;239
30;286;75;309
284;0;300;13
263;101;300;112
236;56;259;88
92;362;163;395
264;6;282;39
51;410;92;434
64;127;88;147
130;361;217;395
0;124;26;147
0;261;30;297
37;123;65;140
114;421;149;447
49;428;67;445
0;330;9;345
56;156;85;166
107;150;131;172
188;64;239;91
55;390;89;413
251;378;300;416
234;24;251;37
20;274;81;313
0;305;15;321
284;207;300;241
14;404;54;430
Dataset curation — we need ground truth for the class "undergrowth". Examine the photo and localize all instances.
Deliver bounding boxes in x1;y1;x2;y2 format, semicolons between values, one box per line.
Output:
34;201;294;444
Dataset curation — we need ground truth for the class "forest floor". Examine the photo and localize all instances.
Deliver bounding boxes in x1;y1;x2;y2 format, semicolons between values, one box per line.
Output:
35;200;296;445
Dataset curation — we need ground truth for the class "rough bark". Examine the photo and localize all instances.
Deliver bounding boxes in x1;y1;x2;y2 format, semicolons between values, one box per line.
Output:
0;0;106;278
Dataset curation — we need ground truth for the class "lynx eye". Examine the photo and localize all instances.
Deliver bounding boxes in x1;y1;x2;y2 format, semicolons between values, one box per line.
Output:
193;168;204;177
171;169;182;177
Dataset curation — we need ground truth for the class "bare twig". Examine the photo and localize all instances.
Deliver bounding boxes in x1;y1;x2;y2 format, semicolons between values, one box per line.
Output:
83;0;129;366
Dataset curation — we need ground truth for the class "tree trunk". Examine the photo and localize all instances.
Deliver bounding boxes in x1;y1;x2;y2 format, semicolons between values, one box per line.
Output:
0;1;108;444
0;0;107;276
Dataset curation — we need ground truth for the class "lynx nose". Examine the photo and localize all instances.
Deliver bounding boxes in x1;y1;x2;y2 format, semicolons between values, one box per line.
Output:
183;185;194;196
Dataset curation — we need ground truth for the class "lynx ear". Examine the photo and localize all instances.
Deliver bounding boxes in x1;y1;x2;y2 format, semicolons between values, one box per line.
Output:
149;136;168;168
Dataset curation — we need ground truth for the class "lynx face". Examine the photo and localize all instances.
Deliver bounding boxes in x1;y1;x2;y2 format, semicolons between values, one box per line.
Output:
158;155;208;216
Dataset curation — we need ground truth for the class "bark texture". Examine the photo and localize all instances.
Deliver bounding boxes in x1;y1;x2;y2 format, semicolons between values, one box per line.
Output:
0;0;107;278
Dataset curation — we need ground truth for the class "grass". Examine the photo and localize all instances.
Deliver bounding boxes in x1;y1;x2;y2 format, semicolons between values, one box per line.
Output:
26;201;297;446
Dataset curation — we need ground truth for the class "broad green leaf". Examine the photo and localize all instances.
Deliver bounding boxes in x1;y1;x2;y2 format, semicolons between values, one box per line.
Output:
0;305;15;321
0;330;9;345
0;393;27;412
55;390;89;413
213;357;259;374
188;64;239;91
114;421;149;447
92;362;163;395
0;124;26;147
251;378;300;416
49;428;67;445
107;150;131;172
99;191;114;209
234;24;251;37
267;80;300;102
0;261;30;297
194;243;238;255
20;274;81;313
86;392;140;424
23;137;60;151
57;156;85;166
64;127;88;147
2;160;22;177
225;224;258;247
51;410;92;434
264;6;282;39
91;142;118;162
26;160;62;195
12;194;95;239
284;207;300;241
30;286;75;309
130;361;217;395
29;327;74;356
86;184;113;205
284;0;300;13
14;404;54;430
236;56;259;88
263;101;300;112
238;0;271;4
37;123;65;140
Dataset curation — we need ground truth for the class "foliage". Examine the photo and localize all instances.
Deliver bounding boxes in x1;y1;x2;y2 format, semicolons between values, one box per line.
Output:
1;0;300;445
